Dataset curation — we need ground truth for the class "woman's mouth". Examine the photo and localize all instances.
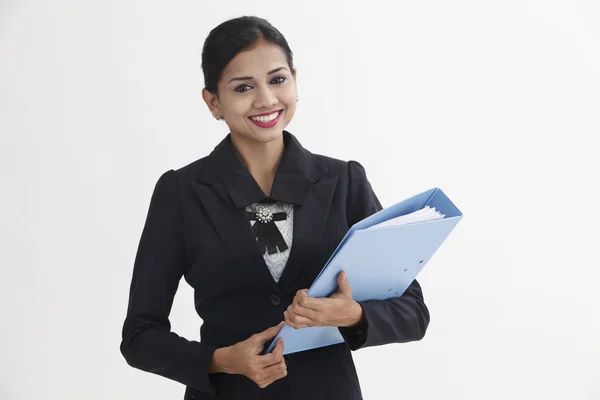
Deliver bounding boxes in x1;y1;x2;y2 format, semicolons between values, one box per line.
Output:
248;110;283;128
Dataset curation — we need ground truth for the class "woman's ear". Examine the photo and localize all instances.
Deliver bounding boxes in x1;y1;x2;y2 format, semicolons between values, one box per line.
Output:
292;68;298;102
202;88;224;120
202;88;220;114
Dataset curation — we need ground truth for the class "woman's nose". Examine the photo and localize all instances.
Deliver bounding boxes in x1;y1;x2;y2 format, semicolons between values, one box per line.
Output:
253;87;278;109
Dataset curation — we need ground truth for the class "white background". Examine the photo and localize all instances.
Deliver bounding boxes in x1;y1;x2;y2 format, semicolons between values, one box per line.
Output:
1;1;599;399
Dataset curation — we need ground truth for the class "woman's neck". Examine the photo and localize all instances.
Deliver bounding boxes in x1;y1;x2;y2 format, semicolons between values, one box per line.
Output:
230;133;285;197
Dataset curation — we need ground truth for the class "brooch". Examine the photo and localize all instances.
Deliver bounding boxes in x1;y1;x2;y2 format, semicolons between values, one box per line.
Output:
256;206;274;223
247;206;288;255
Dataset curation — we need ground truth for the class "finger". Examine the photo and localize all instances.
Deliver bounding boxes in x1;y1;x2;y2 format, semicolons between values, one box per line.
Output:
260;337;283;363
270;337;283;358
292;292;313;312
260;338;284;367
276;337;284;355
338;271;352;293
259;363;288;388
287;304;320;322
285;309;313;329
295;291;323;311
338;271;346;286
259;353;287;388
255;321;284;342
288;301;322;320
263;357;287;380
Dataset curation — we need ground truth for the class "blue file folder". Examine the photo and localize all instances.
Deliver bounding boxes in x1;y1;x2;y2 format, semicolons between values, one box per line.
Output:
265;187;463;355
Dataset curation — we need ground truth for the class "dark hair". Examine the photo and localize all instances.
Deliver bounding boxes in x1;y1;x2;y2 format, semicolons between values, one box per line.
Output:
201;16;294;94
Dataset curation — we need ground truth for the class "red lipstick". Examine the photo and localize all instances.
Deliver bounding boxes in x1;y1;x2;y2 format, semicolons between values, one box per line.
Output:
248;110;283;128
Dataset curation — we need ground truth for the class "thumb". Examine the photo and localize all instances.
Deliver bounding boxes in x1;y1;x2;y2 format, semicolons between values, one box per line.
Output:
338;271;352;294
255;321;284;342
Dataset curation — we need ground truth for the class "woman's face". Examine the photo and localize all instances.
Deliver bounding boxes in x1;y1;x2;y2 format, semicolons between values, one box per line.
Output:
204;40;298;144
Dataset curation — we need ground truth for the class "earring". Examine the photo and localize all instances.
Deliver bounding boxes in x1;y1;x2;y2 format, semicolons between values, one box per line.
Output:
214;113;223;120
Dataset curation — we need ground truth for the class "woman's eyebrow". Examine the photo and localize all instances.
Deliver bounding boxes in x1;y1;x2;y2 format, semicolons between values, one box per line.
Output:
228;67;288;83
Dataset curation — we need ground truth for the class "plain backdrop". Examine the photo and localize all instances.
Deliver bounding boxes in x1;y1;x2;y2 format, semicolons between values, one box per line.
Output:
1;1;599;399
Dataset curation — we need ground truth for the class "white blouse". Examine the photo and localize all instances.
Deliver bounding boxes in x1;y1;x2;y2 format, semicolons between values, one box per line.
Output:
245;202;294;283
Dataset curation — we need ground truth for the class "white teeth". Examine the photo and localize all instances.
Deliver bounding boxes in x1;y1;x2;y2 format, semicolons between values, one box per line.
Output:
250;111;279;123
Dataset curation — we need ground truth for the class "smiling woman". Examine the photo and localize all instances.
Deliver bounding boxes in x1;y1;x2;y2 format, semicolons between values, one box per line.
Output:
201;18;297;150
119;15;430;400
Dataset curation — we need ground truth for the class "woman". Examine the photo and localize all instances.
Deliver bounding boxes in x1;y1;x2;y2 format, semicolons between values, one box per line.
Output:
120;16;430;400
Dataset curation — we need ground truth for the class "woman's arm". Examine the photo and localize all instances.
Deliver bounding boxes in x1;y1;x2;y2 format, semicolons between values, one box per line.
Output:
337;161;431;350
120;170;218;396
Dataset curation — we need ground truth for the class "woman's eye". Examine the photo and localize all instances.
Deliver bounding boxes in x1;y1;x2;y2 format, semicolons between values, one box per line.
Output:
235;84;252;93
270;76;286;85
235;77;285;92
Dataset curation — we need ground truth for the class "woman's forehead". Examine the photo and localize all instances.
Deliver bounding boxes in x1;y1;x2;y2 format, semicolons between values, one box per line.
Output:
222;41;289;78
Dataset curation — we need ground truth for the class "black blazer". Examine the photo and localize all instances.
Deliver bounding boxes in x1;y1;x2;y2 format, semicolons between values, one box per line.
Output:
120;131;430;400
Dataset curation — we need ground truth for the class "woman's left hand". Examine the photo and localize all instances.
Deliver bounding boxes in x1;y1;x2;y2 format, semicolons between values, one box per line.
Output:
284;271;363;329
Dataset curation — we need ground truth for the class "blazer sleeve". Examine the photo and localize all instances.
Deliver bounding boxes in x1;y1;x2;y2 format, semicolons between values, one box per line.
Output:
338;161;431;351
120;170;218;396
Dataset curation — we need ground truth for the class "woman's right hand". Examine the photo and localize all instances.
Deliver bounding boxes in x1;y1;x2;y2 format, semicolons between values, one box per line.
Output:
226;321;287;388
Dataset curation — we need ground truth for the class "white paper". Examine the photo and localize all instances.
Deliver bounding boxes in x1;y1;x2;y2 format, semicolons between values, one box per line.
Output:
367;206;445;230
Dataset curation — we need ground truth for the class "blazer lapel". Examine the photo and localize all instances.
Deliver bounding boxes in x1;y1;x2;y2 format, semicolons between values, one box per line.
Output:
191;130;338;294
192;180;281;294
277;175;338;290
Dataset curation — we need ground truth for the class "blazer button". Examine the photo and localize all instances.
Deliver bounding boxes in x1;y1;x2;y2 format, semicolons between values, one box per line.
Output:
270;294;282;306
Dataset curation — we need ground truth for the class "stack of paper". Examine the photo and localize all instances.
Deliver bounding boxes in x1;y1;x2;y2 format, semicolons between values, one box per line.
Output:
367;206;445;230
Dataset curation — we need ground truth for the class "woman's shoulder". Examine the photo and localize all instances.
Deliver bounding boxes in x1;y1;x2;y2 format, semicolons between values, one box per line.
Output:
158;154;212;186
308;151;370;182
174;155;210;177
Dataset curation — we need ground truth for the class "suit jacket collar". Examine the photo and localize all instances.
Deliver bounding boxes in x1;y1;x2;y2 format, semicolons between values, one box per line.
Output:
197;130;325;209
192;130;338;292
